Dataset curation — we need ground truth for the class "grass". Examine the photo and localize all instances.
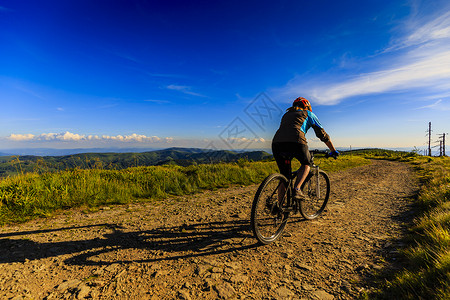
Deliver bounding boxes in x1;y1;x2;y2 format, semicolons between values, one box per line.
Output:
357;151;450;300
0;155;368;225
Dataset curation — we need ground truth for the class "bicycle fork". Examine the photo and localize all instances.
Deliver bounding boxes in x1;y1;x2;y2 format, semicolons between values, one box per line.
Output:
313;165;320;198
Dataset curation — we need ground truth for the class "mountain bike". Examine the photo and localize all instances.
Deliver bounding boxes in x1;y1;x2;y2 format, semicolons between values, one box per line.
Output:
250;150;331;245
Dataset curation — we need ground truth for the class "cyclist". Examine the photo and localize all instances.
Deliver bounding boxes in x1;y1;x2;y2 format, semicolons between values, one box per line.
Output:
272;97;339;200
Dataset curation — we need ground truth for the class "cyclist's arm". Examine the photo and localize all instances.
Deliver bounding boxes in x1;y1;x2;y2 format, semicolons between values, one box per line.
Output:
325;140;336;152
308;112;330;143
312;125;330;143
308;111;337;154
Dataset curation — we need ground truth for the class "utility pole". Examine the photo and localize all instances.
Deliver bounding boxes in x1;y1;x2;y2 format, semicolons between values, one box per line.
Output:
442;133;448;156
438;133;448;156
427;122;432;156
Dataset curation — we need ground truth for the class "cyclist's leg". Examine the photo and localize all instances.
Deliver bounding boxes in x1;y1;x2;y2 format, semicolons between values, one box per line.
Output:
293;144;312;191
272;143;293;178
272;143;293;201
294;164;310;190
277;159;291;201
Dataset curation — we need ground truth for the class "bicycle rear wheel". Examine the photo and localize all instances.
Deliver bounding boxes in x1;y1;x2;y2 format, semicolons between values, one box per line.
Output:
251;173;290;245
299;170;330;220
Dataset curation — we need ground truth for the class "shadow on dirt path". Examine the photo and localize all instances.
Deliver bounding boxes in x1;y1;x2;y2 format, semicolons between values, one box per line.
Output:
0;220;259;266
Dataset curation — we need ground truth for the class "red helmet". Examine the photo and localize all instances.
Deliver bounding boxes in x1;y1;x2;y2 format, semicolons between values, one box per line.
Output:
293;97;312;111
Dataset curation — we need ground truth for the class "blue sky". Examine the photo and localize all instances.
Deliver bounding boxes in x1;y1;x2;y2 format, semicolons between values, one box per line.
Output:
1;0;449;153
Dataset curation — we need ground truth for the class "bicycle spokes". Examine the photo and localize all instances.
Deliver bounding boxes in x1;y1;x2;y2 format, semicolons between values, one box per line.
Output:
300;170;330;220
251;174;290;244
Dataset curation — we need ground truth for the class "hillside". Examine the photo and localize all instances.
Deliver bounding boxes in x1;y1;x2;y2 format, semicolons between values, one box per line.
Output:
0;147;272;177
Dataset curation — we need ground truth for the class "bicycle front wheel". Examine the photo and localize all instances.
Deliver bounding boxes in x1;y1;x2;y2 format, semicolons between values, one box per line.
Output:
251;173;290;245
299;170;330;220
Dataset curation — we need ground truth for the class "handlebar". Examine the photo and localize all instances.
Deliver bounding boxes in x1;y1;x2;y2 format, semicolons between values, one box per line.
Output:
310;149;339;159
327;151;340;159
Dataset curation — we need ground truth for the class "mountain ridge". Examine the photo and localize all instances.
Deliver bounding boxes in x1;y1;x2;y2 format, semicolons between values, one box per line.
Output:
0;147;273;177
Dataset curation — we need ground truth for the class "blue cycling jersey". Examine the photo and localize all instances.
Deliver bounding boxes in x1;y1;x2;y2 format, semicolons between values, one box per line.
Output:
301;111;324;134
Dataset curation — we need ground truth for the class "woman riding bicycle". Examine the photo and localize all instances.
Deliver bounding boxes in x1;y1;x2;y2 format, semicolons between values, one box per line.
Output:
272;97;339;200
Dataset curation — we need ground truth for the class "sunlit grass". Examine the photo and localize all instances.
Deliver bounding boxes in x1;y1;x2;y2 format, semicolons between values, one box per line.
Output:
361;151;450;300
0;155;368;225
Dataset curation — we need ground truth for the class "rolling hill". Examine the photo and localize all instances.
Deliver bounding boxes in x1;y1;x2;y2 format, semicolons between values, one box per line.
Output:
0;147;273;177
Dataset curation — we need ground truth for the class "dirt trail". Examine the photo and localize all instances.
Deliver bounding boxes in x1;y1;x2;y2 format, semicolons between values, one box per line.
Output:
0;160;419;300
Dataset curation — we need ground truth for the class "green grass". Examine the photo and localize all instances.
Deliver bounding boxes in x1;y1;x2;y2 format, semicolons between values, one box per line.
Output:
326;149;450;299
0;155;368;225
363;153;450;300
346;148;421;161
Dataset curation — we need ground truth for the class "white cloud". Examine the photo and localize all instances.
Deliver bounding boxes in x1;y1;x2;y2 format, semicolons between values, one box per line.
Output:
33;132;86;141
167;84;189;91
397;11;450;50
312;50;450;104
87;135;99;140
225;137;266;144
166;84;206;97
416;99;450;111
9;133;35;141
144;99;171;104
61;132;85;141
7;132;173;143
274;7;450;105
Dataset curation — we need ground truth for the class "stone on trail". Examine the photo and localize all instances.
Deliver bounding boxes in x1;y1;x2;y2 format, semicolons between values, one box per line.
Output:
211;266;223;273
301;283;314;291
213;282;236;299
202;278;213;291
56;279;82;292
195;264;210;276
275;286;295;298
177;290;192;300
229;274;249;284
224;261;241;270
76;284;91;299
312;289;334;300
294;262;313;271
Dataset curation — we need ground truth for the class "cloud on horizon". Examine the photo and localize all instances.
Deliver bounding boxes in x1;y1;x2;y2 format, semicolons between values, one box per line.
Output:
4;132;271;150
8;132;173;143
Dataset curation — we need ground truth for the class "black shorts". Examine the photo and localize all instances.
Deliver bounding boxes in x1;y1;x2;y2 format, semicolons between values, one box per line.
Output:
272;142;312;179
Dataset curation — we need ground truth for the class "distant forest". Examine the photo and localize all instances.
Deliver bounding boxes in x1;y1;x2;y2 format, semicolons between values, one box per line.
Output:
0;147;273;177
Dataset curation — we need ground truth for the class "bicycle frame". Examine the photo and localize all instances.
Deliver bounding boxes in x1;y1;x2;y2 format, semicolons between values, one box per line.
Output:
314;164;321;199
292;153;321;200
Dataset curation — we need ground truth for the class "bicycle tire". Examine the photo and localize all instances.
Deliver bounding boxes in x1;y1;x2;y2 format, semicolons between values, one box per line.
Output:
251;173;290;245
299;170;330;220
